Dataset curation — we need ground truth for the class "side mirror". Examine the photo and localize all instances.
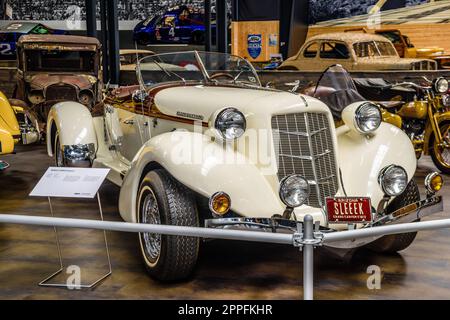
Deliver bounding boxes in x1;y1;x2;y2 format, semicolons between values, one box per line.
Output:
132;89;149;103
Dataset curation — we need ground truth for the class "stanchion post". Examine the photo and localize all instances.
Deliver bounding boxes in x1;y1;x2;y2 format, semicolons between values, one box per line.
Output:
303;214;314;300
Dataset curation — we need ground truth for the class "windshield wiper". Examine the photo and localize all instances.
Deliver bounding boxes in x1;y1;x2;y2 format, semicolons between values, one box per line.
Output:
153;60;186;85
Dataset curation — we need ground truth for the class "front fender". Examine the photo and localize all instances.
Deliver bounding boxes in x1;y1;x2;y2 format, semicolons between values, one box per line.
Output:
119;131;284;223
337;122;417;208
0;92;20;136
46;101;97;156
0;128;14;155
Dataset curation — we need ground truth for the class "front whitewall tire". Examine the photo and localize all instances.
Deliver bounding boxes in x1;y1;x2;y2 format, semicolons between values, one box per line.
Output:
137;169;200;281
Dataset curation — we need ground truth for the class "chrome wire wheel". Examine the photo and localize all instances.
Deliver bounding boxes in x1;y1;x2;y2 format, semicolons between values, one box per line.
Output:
139;186;162;266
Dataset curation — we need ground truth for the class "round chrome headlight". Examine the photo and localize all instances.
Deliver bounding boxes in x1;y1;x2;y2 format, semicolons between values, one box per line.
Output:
79;91;94;105
378;165;408;197
442;94;450;107
279;174;310;208
28;91;45;105
434;77;449;94
214;107;246;140
355;102;382;134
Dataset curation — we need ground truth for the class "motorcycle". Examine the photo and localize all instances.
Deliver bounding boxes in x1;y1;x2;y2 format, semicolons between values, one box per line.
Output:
354;75;450;173
292;64;450;174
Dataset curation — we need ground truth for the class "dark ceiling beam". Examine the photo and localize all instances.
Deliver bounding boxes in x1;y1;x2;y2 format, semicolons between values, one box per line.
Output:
99;0;109;83
204;0;211;52
216;0;227;53
85;0;97;38
106;0;120;85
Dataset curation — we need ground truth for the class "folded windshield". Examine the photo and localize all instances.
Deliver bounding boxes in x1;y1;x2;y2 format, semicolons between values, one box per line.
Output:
313;65;365;119
137;51;261;88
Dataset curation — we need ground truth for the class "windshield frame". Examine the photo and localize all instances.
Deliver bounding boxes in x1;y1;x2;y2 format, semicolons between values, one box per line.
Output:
136;50;262;89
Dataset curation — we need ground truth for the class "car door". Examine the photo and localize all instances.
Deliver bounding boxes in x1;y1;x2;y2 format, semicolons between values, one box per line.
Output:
319;41;352;70
294;41;319;70
115;106;147;163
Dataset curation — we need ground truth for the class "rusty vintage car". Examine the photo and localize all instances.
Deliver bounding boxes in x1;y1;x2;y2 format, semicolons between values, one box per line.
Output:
279;32;437;71
14;35;102;125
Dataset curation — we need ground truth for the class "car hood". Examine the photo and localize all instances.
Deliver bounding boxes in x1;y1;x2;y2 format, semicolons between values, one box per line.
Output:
153;85;323;122
29;74;95;91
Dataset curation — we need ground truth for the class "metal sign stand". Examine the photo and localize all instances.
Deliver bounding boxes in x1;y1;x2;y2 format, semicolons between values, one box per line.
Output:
38;193;112;289
0;205;446;299
292;215;323;300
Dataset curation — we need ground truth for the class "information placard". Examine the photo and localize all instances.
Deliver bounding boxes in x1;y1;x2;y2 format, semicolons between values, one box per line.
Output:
30;167;110;198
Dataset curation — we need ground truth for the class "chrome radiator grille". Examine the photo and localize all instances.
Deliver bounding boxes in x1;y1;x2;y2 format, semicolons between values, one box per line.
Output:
271;113;339;208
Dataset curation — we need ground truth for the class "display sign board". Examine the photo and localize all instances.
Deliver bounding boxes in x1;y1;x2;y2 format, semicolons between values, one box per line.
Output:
30;167;110;198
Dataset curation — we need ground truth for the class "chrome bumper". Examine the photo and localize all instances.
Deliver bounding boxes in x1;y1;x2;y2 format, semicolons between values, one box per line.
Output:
377;195;444;225
20;128;39;145
63;143;95;167
205;217;332;234
205;195;444;235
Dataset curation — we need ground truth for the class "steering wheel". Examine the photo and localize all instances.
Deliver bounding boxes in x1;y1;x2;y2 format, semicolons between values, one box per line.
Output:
210;72;235;80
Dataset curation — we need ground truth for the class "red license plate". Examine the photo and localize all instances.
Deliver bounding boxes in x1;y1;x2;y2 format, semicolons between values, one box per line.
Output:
326;197;372;223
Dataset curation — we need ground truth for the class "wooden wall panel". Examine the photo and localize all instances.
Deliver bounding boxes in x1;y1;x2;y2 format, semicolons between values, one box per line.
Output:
307;23;450;54
231;21;280;62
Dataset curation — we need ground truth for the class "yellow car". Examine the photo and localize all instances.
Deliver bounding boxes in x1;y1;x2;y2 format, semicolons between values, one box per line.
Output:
1;90;40;144
0;127;12;170
0;91;20;150
0;91;40;170
0;127;14;155
0;92;19;170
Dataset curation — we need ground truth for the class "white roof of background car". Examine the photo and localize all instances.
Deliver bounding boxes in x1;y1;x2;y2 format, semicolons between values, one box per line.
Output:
306;32;392;44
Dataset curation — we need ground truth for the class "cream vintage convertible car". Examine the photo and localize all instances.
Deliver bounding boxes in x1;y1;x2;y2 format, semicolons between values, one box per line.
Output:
46;51;444;281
